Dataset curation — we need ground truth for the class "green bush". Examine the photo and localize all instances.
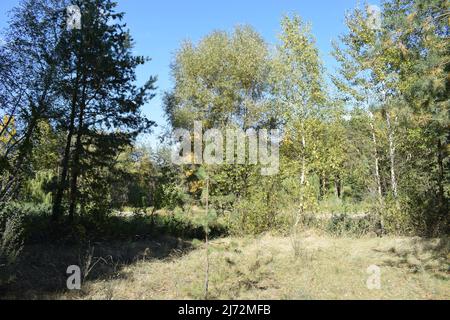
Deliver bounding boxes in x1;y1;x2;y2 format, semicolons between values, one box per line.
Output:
0;202;50;287
378;194;448;237
325;213;377;237
23;170;55;205
230;193;275;235
0;213;25;265
0;202;52;245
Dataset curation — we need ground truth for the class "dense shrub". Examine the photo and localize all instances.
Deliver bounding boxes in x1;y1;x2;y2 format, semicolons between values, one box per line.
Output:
0;202;52;245
0;202;51;287
229;192;276;235
0;214;25;264
0;202;228;248
325;214;378;237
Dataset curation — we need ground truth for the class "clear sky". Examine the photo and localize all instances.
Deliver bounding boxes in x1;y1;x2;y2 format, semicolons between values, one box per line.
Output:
0;0;380;147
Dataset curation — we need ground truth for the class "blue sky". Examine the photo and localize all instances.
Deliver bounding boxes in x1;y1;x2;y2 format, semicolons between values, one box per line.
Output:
0;0;380;147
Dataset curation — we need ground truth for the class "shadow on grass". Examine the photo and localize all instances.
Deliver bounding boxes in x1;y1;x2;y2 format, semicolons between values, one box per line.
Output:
377;237;449;277
0;213;228;299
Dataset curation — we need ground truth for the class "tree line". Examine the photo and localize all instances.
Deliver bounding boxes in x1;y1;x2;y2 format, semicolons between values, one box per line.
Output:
0;0;448;239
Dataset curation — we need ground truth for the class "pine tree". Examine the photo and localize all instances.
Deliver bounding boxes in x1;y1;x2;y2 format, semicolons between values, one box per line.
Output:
51;0;156;220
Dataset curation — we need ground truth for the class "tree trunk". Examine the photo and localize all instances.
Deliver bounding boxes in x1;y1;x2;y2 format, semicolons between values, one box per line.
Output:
369;119;383;201
385;110;398;198
204;177;210;300
52;80;79;221
335;175;342;199
0;122;36;202
0;96;45;202
300;124;307;186
68;77;88;221
68;100;85;221
318;175;324;200
300;135;306;186
437;138;446;213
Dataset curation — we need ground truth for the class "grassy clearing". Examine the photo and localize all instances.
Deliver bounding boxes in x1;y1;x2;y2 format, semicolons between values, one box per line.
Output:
49;232;449;300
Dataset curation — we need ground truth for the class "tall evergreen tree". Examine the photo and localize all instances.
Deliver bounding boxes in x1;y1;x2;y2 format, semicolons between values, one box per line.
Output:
52;0;156;220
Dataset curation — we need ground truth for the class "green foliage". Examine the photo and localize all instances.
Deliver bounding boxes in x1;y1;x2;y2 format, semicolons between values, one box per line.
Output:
331;0;449;236
231;193;273;235
193;209;218;234
0;202;50;286
23;170;55;205
165;25;271;130
0;211;25;265
325;214;378;237
1;0;447;243
154;177;188;211
227;174;300;235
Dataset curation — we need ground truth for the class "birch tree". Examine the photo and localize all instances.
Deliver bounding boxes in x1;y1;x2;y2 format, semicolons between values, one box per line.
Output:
272;15;326;188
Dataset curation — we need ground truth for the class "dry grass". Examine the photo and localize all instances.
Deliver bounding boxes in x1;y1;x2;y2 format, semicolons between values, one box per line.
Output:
57;232;449;300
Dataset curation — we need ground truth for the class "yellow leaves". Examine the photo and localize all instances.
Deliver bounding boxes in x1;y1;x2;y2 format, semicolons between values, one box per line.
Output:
398;42;409;57
406;12;417;24
185;169;194;178
189;180;204;194
183;168;206;194
282;135;293;146
0;115;16;145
